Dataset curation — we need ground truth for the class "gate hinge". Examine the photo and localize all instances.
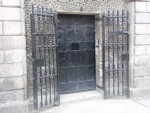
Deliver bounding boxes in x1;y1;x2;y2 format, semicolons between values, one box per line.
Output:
121;53;129;61
95;18;102;21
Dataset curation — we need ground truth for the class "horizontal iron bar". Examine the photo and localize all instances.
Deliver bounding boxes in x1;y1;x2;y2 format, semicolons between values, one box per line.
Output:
37;45;57;48
58;41;95;43
32;33;56;36
105;16;127;18
105;69;126;72
108;31;129;35
58;49;94;52
37;74;57;79
34;13;55;17
59;65;94;68
104;43;126;46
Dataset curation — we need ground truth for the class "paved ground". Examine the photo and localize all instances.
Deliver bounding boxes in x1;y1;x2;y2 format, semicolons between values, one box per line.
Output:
41;99;150;113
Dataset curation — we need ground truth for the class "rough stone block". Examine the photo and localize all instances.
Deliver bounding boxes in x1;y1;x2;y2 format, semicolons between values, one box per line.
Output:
134;56;150;66
134;46;145;55
0;77;24;91
3;22;22;35
147;2;150;12
146;45;150;55
135;2;146;12
0;101;28;113
4;49;25;63
130;88;150;98
135;24;147;34
2;0;21;7
0;50;3;63
134;67;150;77
146;24;150;34
0;22;2;35
0;63;24;77
136;13;150;23
0;90;24;103
3;36;26;49
134;77;145;88
0;7;21;21
135;35;150;45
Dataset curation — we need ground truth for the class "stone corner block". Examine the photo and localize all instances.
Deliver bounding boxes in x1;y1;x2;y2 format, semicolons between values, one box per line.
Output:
0;63;24;77
0;101;28;113
2;0;21;7
3;22;23;36
135;2;146;12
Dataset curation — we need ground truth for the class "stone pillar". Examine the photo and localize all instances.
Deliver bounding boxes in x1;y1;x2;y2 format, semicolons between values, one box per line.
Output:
127;0;150;98
0;0;28;113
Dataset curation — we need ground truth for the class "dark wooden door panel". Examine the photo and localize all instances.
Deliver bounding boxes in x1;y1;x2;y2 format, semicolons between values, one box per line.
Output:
58;14;96;94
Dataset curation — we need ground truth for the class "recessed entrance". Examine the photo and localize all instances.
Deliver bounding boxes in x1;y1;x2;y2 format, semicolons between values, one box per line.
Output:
58;14;96;94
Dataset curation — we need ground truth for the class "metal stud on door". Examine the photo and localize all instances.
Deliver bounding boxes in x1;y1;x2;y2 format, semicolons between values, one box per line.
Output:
31;4;60;109
102;10;129;98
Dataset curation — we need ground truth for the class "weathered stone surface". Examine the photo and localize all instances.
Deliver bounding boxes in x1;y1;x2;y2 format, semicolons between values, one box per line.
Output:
134;46;145;55
135;35;150;45
2;0;21;7
0;90;24;103
146;45;150;55
0;22;2;35
3;36;26;49
136;13;150;23
4;49;25;63
135;2;146;12
0;77;24;91
0;7;21;21
135;24;147;34
0;101;28;113
130;88;150;98
3;22;22;35
134;77;145;88
134;67;150;77
146;24;150;34
134;56;150;66
0;50;3;63
147;2;150;12
0;63;24;77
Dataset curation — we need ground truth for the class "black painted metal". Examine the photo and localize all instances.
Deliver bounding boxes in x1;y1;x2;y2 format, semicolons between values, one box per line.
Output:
102;10;129;98
31;5;60;109
58;15;96;94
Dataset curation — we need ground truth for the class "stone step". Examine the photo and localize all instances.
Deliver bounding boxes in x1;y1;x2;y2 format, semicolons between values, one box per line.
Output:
60;90;103;104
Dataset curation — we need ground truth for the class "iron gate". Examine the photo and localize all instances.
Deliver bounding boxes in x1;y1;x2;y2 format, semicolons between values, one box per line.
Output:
102;10;129;98
31;5;60;109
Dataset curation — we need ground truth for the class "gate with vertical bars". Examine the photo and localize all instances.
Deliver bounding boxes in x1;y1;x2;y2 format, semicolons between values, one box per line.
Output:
31;5;60;109
102;10;129;98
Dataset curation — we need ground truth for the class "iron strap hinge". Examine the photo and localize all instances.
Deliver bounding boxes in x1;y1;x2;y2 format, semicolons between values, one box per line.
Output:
95;18;102;21
121;53;129;61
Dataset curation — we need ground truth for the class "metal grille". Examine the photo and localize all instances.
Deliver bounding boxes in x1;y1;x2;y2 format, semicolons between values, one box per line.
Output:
102;10;129;98
31;5;60;109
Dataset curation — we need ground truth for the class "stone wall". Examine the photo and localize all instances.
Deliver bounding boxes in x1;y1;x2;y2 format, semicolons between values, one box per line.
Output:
128;0;150;98
0;0;28;113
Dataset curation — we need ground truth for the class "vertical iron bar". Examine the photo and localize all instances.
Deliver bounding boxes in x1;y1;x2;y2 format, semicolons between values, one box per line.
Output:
37;5;43;108
42;6;48;106
108;11;110;96
102;12;106;98
122;10;125;95
31;4;38;109
117;10;120;95
112;10;115;95
54;12;60;105
126;11;130;98
52;17;56;103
